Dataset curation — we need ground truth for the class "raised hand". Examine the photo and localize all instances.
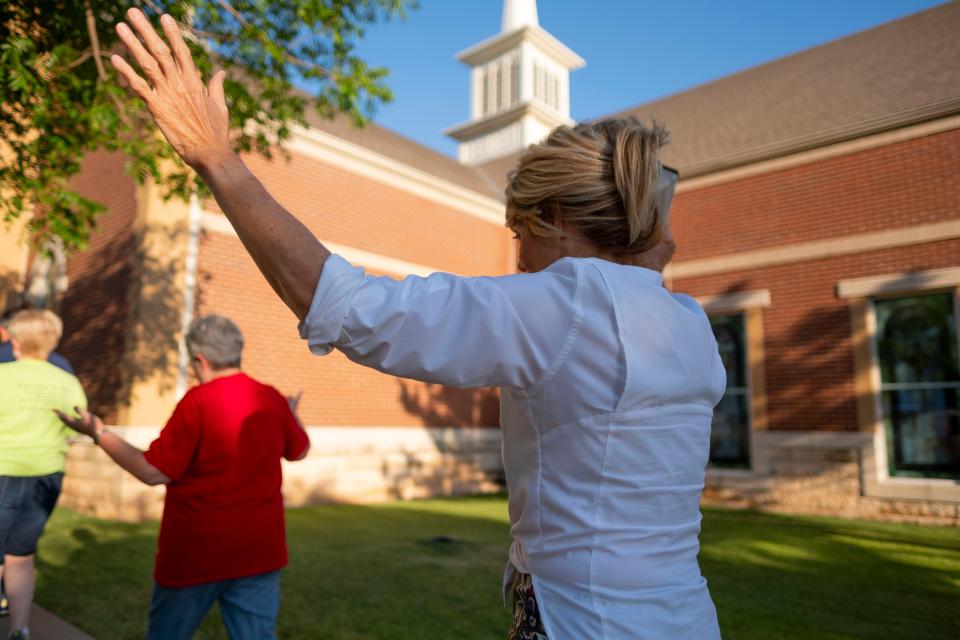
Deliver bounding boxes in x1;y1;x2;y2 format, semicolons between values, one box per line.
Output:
287;390;303;414
111;8;231;169
54;406;104;440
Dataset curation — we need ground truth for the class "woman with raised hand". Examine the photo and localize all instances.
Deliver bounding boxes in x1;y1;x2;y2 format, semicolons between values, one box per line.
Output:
110;8;725;639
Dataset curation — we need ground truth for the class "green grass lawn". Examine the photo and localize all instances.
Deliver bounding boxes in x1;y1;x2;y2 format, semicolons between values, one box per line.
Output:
34;496;960;639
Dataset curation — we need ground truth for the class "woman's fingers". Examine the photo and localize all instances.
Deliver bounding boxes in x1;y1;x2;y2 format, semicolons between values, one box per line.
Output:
116;22;166;89
208;70;228;115
110;54;153;102
126;8;181;82
160;14;199;81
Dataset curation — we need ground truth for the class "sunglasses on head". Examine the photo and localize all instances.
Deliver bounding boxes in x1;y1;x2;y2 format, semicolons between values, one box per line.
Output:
657;164;679;223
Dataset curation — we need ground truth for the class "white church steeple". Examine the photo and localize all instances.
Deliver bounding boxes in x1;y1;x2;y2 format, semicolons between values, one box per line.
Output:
502;0;539;31
445;0;585;165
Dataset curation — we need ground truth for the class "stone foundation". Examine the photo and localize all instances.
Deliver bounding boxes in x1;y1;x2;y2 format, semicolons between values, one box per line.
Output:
704;431;960;526
60;426;503;522
59;426;959;526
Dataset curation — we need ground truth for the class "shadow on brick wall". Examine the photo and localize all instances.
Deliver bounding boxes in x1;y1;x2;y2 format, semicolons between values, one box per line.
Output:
764;303;858;432
0;268;23;311
60;222;196;421
398;380;500;428
377;380;504;500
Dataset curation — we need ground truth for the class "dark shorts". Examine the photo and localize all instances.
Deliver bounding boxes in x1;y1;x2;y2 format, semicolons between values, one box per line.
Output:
0;473;64;561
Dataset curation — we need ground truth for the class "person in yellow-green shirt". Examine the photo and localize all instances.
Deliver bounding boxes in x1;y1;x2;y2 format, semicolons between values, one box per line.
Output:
0;310;86;640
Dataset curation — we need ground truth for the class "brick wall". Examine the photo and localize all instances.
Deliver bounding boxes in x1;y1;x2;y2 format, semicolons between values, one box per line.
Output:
676;239;960;433
60;152;139;422
197;150;509;429
671;128;960;261
672;127;960;521
671;128;960;435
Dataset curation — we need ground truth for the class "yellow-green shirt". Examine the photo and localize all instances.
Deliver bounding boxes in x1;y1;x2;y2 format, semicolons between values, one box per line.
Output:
0;359;87;476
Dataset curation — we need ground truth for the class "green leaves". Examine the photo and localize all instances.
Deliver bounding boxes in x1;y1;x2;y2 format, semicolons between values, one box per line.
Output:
0;0;417;250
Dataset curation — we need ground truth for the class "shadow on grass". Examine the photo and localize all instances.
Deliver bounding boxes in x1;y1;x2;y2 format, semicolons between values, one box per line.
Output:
33;503;960;640
35;501;513;640
700;508;960;640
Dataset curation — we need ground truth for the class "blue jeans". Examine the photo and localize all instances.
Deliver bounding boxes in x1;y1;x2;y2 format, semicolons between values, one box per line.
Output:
0;473;63;560
147;570;281;640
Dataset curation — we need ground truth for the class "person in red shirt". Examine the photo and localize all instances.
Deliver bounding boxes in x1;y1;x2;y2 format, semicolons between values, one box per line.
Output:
58;314;309;640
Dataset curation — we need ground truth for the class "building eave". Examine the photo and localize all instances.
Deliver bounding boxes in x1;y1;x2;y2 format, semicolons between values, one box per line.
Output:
676;98;960;180
455;26;585;69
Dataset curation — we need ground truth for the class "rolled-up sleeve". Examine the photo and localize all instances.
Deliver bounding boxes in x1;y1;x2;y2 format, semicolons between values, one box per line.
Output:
298;254;367;355
298;254;582;390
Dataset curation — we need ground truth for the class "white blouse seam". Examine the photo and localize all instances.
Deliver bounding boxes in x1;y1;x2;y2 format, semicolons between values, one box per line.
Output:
525;262;585;395
590;263;631;415
537;402;717;437
588;413;613;637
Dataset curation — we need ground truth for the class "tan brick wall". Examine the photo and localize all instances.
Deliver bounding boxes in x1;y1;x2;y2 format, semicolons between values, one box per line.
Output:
0;216;29;310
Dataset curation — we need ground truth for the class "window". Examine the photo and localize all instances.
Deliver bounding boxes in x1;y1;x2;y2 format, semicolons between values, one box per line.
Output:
533;63;542;101
481;67;490;116
510;57;521;104
496;63;503;110
875;292;960;479
709;314;751;468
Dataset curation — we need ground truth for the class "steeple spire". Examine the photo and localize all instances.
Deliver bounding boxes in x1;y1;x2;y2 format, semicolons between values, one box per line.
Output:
502;0;539;32
447;0;585;165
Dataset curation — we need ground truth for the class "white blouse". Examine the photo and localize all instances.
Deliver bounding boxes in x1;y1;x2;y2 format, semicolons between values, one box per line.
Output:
300;254;726;640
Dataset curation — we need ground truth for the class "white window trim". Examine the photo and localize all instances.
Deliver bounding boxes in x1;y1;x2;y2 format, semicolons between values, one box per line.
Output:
840;270;960;502
699;289;771;476
837;266;960;299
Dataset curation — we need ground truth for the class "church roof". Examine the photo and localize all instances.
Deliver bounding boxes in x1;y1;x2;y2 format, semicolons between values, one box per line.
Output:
617;1;960;178
299;3;958;202
479;2;960;186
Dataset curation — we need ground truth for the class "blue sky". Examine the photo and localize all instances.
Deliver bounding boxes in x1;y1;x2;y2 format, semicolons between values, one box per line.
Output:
351;0;946;158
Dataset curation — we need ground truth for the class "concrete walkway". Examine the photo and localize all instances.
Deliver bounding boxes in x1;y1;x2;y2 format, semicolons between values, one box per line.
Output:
0;605;94;639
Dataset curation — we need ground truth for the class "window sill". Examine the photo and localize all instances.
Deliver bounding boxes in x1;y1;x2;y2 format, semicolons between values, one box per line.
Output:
705;467;771;490
863;476;960;502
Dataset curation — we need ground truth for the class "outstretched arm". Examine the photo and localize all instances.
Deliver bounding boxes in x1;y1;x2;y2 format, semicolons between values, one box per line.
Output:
111;8;329;320
56;409;171;486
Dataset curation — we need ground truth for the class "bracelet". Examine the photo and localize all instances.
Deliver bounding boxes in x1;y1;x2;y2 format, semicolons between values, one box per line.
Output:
92;427;107;446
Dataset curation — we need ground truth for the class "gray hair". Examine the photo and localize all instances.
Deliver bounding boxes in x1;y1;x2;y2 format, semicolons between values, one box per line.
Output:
186;314;244;369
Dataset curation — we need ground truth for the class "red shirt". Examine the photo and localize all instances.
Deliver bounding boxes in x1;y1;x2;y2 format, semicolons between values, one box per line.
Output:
144;373;309;587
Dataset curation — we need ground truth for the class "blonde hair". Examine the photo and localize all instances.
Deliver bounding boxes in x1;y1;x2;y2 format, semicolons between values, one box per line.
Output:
7;309;60;359
505;117;669;255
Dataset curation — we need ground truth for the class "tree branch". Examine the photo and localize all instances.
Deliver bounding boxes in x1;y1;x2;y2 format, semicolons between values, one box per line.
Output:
84;0;108;80
139;0;165;13
61;49;94;71
213;0;327;76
